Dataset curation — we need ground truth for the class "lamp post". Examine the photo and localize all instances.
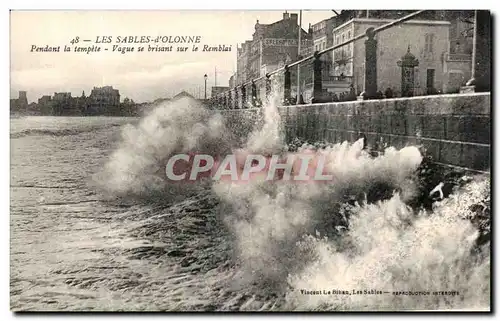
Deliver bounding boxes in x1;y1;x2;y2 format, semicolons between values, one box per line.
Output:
204;74;208;100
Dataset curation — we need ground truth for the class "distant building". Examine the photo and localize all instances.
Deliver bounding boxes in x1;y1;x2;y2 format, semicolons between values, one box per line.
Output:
9;99;17;113
53;92;72;102
38;95;52;105
89;86;120;114
10;91;29;114
26;102;39;115
52;92;79;115
18;91;28;106
37;95;53;115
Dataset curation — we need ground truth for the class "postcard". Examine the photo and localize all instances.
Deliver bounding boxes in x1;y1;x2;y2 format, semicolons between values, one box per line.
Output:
10;9;491;312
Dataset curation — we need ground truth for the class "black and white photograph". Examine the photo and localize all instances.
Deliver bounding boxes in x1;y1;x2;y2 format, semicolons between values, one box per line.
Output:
9;9;491;312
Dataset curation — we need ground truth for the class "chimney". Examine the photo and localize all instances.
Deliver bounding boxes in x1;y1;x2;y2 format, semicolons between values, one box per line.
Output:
290;13;298;23
283;11;289;20
308;23;313;34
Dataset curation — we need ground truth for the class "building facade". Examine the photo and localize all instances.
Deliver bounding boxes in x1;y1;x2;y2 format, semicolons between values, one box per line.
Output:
236;12;310;86
53;92;72;102
52;92;82;115
10;91;28;114
237;40;252;84
37;95;53;115
38;95;51;105
18;91;28;106
89;86;120;114
354;18;451;96
297;10;474;101
300;16;341;101
90;86;120;106
318;17;456;97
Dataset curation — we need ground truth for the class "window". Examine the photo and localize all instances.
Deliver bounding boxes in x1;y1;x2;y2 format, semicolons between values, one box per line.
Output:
426;69;435;90
348;30;351;39
425;34;434;53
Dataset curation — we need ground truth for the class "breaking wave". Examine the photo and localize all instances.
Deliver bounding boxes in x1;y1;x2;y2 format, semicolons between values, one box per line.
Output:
96;93;490;311
93;98;235;202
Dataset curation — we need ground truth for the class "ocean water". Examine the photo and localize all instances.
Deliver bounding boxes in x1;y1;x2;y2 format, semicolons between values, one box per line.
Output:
10;99;490;312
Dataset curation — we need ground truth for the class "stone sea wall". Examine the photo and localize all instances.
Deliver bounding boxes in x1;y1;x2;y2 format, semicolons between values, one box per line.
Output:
218;93;491;172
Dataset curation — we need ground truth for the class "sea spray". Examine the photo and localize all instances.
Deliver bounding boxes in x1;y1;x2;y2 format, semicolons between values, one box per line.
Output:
213;85;422;284
211;88;489;310
213;140;424;289
283;179;490;311
244;90;284;155
94;97;238;202
97;89;490;311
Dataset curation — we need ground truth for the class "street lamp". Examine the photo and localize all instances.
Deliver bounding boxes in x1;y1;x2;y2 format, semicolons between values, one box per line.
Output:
204;74;208;100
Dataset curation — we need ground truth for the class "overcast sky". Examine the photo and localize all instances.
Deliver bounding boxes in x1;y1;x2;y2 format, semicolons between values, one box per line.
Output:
10;10;335;103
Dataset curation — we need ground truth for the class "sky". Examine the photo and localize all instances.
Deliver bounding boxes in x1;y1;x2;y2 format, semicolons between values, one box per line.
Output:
10;10;336;103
